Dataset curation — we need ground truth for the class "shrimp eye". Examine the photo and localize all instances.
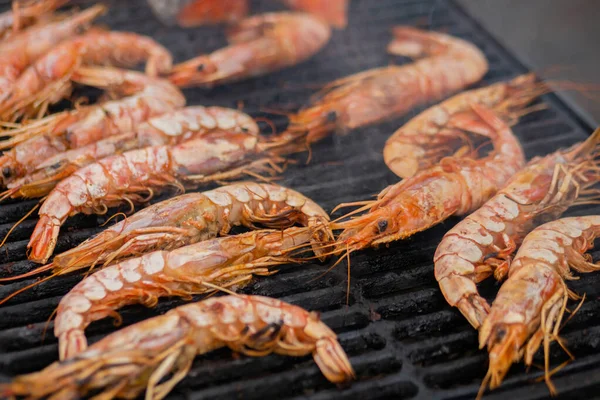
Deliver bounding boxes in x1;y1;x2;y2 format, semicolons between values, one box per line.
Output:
495;326;507;342
2;167;11;178
377;219;388;233
326;111;337;123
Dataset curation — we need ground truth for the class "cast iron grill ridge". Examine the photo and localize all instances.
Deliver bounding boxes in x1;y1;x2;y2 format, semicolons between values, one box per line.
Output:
0;1;598;399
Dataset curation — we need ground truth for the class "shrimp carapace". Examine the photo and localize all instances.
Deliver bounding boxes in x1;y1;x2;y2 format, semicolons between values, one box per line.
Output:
435;127;600;330
0;67;185;186
277;26;488;154
55;226;331;359
384;73;545;178
0;4;104;106
0;30;173;120
169;12;331;87
331;104;524;256
3;106;259;200
478;216;600;396
1;295;355;399
283;0;348;28
175;0;249;27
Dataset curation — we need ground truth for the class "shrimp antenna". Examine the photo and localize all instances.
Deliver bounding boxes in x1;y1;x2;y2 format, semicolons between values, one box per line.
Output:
0;198;43;249
42;307;60;344
0;273;58;306
331;200;374;215
0;262;54;282
100;212;127;227
0;187;19;203
476;367;492;400
253;117;278;136
200;281;239;296
308;246;351;282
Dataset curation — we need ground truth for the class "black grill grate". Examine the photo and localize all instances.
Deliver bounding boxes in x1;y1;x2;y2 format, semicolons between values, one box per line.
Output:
0;1;598;399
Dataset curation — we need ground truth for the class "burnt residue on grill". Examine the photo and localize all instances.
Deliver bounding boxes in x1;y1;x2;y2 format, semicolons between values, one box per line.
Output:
0;1;597;399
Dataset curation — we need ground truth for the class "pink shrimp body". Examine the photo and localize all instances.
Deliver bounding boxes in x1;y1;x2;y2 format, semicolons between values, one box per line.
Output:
282;26;488;148
2;295;354;399
47;181;329;274
169;12;331;87
55;226;325;359
0;5;104;103
283;0;348;28
478;216;600;394
383;73;541;178
332;104;524;254
6;106;259;198
0;30;173;120
175;0;249;27
434;128;600;330
0;68;185;185
28;127;276;263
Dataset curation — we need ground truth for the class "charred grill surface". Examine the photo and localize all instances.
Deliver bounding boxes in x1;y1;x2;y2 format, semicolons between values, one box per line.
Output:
0;1;597;399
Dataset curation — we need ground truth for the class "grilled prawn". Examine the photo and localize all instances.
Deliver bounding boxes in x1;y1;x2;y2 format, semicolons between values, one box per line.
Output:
2;295;355;399
169;12;331;87
479;216;600;395
384;73;542;178
0;29;173;120
0;5;103;105
435;127;600;329
332;104;523;256
0;67;185;186
4;106;259;200
56;226;328;359
278;26;487;152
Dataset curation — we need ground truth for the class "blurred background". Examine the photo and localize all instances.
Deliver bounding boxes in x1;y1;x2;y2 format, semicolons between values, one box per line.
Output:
460;0;600;126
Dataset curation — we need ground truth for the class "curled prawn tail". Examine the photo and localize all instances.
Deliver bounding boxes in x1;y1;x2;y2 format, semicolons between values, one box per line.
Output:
27;214;61;264
168;55;215;88
313;336;355;382
434;251;492;329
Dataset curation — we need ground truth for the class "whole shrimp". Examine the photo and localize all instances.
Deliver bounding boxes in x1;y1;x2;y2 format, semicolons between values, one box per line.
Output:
0;67;185;186
174;0;249;27
55;226;329;359
3;106;259;200
478;216;600;396
169;12;331;87
1;295;355;399
383;73;542;178
434;127;600;329
27;128;295;263
331;104;524;258
0;5;104;105
283;0;348;28
277;26;487;151
6;182;331;281
0;0;67;36
0;29;173;120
